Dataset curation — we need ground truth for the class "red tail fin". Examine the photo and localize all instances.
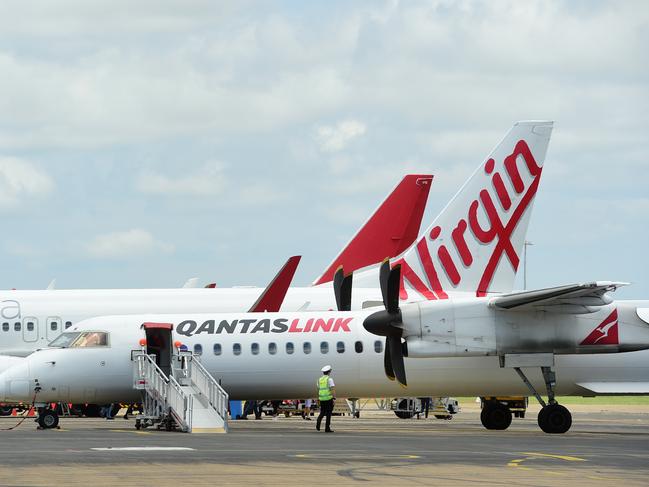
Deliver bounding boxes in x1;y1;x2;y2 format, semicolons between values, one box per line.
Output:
313;175;433;285
249;256;301;312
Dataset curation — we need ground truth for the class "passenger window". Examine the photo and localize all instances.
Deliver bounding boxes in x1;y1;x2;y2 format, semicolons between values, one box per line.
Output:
213;343;222;356
251;343;259;355
337;341;345;353
14;322;21;331
320;341;329;354
286;342;294;354
374;340;383;353
65;321;72;329
269;342;277;355
27;322;34;331
194;344;203;356
233;343;241;356
355;341;363;353
2;323;8;332
303;342;311;354
50;321;58;331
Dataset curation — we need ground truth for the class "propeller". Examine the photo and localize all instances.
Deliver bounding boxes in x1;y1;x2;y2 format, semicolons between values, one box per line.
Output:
333;266;353;311
363;259;407;387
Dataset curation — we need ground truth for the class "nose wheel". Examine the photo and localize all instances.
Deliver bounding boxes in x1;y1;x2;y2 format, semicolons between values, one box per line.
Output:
36;408;60;429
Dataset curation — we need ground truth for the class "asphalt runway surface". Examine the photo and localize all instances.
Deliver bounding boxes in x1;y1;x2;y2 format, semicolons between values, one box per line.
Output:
0;405;648;486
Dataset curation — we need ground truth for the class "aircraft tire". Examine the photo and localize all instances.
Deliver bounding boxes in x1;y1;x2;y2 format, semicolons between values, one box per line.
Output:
0;406;13;416
37;410;59;429
538;404;572;434
480;402;512;430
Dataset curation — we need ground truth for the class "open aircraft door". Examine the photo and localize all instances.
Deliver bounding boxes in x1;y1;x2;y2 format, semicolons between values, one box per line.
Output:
142;322;173;377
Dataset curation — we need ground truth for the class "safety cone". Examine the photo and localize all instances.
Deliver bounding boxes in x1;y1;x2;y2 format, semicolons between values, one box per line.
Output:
11;408;16;416
27;408;36;417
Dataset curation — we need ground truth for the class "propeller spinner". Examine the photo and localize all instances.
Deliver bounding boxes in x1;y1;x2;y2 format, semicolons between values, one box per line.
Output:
363;260;407;387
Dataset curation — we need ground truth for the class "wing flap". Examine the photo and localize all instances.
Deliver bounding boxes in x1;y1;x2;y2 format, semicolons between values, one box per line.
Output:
577;382;649;394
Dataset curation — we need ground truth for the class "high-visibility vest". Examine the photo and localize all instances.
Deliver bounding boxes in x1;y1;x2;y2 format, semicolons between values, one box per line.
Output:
318;375;333;401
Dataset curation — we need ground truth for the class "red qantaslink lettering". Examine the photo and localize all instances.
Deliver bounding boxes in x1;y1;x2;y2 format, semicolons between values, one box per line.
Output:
288;317;352;333
395;140;543;299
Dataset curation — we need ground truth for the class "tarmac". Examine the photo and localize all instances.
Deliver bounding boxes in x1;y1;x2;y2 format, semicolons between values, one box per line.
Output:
0;402;648;486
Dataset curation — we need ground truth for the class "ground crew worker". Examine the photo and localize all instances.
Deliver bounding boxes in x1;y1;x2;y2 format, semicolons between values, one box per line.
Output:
316;365;336;432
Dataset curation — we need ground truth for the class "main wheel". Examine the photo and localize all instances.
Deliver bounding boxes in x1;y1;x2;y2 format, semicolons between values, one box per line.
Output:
37;409;59;429
0;406;13;416
394;399;415;419
480;402;512;430
538;404;572;434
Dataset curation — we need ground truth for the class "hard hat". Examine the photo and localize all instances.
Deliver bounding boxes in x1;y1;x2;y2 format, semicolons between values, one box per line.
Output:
321;365;332;373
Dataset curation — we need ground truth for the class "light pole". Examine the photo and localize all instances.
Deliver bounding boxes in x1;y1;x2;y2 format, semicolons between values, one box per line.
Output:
523;240;534;290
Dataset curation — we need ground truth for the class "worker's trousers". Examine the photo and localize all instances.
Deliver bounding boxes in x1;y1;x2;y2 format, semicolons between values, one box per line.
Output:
317;399;333;431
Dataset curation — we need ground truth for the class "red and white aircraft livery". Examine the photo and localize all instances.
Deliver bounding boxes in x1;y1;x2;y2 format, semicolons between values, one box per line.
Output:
350;121;552;300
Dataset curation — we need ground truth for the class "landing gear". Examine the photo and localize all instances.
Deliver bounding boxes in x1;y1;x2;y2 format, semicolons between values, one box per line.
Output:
37;408;59;429
480;401;512;430
513;364;572;434
538;403;572;434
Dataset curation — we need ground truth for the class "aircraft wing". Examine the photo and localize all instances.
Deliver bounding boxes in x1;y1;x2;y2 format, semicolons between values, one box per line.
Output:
490;281;629;312
577;382;649;394
248;256;301;312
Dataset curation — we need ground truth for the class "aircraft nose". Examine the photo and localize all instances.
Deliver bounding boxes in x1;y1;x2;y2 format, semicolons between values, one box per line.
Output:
0;362;33;403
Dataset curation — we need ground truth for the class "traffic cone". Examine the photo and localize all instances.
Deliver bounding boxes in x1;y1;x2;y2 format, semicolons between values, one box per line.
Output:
11;408;16;416
27;408;36;417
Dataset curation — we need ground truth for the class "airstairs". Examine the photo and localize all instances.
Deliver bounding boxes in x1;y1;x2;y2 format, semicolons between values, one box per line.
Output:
132;350;229;433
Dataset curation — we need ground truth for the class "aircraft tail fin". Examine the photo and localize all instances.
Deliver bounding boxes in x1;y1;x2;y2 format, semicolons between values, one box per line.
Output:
313;174;432;285
355;121;554;299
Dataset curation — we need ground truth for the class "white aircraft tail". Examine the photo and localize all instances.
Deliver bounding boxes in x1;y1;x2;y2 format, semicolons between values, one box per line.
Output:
355;121;553;299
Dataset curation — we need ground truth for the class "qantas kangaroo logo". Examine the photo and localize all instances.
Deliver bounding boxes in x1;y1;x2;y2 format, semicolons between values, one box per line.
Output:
580;309;619;346
395;140;543;300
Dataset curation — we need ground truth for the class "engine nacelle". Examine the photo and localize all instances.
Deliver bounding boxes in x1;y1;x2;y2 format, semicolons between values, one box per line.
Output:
405;337;495;358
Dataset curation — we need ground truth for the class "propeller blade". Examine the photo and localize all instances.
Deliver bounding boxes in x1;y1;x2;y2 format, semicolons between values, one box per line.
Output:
333;267;353;312
379;259;390;310
386;264;401;314
384;338;395;381
333;266;345;311
387;336;407;387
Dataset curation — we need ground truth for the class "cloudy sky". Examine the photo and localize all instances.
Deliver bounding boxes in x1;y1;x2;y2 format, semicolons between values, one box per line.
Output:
0;0;647;298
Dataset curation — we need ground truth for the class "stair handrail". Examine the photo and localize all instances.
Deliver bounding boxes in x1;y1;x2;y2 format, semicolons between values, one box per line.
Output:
168;374;192;432
190;357;229;423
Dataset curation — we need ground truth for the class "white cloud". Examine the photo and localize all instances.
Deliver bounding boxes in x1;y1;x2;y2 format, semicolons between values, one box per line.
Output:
136;161;227;196
0;156;53;209
85;229;174;259
315;120;367;153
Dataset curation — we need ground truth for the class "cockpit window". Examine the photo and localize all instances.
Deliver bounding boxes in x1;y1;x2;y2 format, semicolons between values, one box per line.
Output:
50;331;109;348
49;332;81;348
71;332;109;347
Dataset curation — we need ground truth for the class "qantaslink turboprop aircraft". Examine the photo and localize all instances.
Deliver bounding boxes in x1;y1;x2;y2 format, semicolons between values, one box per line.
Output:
1;260;648;434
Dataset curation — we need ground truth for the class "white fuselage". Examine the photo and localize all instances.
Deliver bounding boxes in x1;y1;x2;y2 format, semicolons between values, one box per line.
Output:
2;298;649;404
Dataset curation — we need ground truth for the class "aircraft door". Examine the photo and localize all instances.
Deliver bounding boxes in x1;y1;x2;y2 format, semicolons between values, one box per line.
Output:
22;316;39;343
143;322;173;377
46;316;62;341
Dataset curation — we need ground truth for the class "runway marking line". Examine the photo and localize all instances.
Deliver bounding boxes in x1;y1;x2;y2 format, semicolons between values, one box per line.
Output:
521;452;586;462
91;447;195;451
